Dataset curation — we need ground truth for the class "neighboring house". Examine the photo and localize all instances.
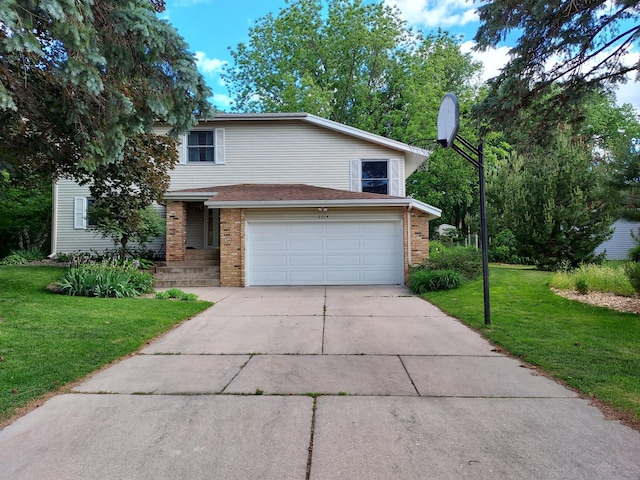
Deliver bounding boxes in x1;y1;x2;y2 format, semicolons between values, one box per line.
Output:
595;218;640;260
51;113;441;286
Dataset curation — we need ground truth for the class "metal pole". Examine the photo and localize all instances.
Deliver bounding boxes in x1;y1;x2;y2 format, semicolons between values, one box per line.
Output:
478;142;491;325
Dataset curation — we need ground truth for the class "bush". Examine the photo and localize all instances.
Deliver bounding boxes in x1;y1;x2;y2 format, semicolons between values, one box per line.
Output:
429;240;446;258
628;244;640;263
625;262;640;294
55;260;154;298
424;246;482;281
156;288;198;301
575;278;589;295
408;269;464;293
0;247;46;265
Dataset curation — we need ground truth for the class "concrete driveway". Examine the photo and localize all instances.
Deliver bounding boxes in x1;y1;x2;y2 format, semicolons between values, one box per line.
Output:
1;286;639;479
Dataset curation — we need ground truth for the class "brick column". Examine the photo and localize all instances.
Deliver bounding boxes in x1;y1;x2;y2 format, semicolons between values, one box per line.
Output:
410;210;430;265
166;201;187;262
219;208;244;286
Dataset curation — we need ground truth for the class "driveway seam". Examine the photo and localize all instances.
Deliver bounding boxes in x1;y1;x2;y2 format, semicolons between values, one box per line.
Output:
398;355;421;396
220;354;254;394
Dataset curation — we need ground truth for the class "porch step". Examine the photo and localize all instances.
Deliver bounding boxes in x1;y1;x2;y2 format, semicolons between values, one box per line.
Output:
153;264;221;288
184;249;220;261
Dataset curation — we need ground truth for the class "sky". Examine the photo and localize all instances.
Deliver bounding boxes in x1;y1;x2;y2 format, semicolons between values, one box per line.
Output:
161;0;640;113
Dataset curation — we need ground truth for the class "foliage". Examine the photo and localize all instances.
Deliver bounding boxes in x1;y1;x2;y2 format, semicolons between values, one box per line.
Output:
487;129;613;270
628;243;640;263
55;260;154;298
0;248;46;265
423;246;482;281
423;265;640;423
550;263;634;296
625;262;640;294
473;0;640;141
429;240;447;258
0;0;212;174
575;278;589;295
488;229;530;264
407;269;464;293
0;266;211;423
156;288;198;301
74;133;175;258
0;170;52;257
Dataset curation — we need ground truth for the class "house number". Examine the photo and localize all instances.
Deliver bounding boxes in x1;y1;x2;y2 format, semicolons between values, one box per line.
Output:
318;214;329;219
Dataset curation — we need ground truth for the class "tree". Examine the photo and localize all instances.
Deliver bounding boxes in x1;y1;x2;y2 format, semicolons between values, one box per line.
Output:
224;0;481;141
0;0;212;174
0;170;51;257
74;133;178;258
487;129;613;269
473;0;640;139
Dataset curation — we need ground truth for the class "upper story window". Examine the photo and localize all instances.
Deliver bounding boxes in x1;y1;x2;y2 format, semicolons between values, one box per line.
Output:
188;131;215;162
361;160;388;194
350;158;403;197
182;128;225;164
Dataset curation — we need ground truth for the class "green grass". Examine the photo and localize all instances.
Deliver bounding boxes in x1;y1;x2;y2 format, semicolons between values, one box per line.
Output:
550;263;634;296
0;267;212;423
423;264;640;423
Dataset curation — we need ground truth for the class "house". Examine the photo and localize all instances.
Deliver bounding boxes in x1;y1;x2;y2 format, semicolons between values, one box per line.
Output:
51;113;441;286
594;218;640;260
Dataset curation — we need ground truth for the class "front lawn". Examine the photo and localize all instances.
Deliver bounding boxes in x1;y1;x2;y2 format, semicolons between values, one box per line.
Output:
0;267;212;424
423;265;640;425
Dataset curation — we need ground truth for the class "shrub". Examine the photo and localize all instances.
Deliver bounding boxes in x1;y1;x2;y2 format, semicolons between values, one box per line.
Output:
429;240;447;258
55;261;154;298
575;278;589;295
424;246;482;281
625;262;640;294
408;269;464;293
156;288;198;301
628;244;640;263
0;247;46;265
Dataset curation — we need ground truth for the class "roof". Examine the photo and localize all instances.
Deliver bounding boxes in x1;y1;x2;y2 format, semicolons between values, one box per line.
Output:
198;112;430;162
164;184;441;219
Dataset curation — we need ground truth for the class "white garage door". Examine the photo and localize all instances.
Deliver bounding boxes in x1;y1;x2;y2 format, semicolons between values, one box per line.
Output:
246;220;404;286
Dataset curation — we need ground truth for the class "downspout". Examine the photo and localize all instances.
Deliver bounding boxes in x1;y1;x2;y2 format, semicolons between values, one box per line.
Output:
407;205;413;266
48;181;58;258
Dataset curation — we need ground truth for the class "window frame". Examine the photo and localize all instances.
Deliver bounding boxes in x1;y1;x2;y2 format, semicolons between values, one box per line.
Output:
361;160;389;195
182;128;225;165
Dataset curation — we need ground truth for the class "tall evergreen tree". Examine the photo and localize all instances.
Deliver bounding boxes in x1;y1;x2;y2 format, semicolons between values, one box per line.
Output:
0;0;212;174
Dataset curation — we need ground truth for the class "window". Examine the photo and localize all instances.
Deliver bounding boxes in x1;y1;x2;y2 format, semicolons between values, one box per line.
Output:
350;158;402;196
188;131;215;162
185;128;225;164
74;197;96;229
361;160;388;194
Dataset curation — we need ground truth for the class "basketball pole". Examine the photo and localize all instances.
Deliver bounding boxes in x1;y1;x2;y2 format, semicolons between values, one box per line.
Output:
437;93;490;326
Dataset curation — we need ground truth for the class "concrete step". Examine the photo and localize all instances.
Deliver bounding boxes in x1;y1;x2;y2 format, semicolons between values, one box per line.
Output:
155;266;220;275
154;278;221;288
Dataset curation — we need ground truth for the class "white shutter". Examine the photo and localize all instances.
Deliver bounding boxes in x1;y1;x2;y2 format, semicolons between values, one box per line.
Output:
389;158;401;196
74;197;87;229
178;134;188;164
215;128;225;164
350;159;361;192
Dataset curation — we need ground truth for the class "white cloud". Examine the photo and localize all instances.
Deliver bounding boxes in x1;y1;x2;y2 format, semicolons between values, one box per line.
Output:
194;51;228;76
460;41;512;83
212;93;232;111
385;0;478;28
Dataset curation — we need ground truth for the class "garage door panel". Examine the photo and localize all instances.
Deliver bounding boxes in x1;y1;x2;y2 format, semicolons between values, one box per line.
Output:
326;239;360;250
290;239;323;250
290;255;324;267
326;255;361;266
247;219;403;286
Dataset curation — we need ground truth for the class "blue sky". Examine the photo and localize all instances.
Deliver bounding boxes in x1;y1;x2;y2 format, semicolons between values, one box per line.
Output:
162;0;640;112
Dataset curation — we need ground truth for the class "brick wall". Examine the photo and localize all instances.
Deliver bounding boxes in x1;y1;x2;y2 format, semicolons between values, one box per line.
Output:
166;201;187;262
220;208;244;286
410;210;430;265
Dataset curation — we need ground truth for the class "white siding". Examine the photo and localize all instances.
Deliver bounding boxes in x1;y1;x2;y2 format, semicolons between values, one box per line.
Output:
54;178;166;255
168;121;406;192
595;219;640;260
